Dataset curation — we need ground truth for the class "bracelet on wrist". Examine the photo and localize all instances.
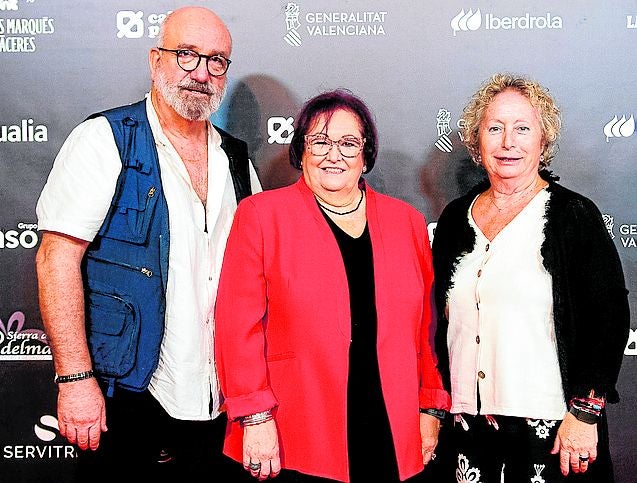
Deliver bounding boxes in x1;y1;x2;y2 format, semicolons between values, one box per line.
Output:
571;397;604;412
569;395;605;422
420;408;447;420
54;370;95;384
569;406;599;424
240;409;273;427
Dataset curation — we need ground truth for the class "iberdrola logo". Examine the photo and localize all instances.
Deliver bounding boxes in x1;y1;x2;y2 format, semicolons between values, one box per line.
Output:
451;9;481;35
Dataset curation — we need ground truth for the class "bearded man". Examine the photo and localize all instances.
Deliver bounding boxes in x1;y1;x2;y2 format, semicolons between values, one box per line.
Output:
35;6;260;481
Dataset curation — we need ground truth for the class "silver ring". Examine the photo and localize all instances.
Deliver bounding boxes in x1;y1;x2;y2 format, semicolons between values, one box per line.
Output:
579;454;589;462
248;461;261;471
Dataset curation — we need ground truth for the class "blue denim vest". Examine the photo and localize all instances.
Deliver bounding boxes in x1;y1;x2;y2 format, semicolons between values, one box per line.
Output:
83;100;252;396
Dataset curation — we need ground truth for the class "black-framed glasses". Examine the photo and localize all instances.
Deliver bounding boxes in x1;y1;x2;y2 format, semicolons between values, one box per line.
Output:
304;134;365;158
157;47;231;76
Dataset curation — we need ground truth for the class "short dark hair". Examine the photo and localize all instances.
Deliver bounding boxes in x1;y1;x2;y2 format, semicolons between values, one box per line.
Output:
289;89;378;172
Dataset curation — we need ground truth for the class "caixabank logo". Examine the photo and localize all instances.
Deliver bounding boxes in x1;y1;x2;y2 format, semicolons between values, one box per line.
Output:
283;2;388;46
116;9;171;39
451;8;563;35
3;414;77;460
0;310;51;361
267;116;295;144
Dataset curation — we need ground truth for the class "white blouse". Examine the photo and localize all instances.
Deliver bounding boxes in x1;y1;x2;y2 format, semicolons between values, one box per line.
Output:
446;189;567;420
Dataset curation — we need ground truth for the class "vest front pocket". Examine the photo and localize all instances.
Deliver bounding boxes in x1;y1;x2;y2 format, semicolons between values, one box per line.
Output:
86;289;140;378
99;174;159;245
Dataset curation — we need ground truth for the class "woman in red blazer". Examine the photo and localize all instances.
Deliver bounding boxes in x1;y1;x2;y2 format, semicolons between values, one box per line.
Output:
215;90;450;482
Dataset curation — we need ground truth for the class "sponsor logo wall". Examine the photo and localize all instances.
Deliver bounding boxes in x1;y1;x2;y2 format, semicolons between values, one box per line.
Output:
1;1;635;481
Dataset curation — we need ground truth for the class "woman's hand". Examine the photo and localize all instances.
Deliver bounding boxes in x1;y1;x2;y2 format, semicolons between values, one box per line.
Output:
420;413;441;466
550;412;598;475
243;419;281;480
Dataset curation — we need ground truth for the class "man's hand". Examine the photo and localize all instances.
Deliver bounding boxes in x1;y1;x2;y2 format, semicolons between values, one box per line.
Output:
57;377;107;451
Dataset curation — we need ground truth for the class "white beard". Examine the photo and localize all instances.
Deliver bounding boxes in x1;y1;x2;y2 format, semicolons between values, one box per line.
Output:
155;71;225;121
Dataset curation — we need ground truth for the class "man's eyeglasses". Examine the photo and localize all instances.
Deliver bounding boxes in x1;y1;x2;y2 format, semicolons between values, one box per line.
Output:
304;134;365;158
157;47;231;77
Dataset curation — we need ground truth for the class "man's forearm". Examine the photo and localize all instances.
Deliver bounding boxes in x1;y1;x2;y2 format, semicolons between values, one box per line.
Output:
36;232;92;375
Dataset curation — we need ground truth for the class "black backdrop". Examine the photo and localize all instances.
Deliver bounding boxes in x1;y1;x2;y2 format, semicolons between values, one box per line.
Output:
1;1;635;481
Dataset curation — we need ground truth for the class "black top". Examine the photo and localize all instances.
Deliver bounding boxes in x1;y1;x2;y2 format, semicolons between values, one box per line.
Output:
321;209;400;482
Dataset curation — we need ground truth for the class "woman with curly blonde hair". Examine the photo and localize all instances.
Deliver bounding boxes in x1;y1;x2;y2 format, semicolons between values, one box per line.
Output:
433;73;629;482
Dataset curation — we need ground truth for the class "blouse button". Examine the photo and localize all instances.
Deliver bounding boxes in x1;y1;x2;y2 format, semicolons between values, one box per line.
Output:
477;269;482;277
485;244;490;251
478;371;486;379
476;335;480;344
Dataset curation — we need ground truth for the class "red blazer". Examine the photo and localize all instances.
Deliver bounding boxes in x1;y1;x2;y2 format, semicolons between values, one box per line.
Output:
215;177;450;482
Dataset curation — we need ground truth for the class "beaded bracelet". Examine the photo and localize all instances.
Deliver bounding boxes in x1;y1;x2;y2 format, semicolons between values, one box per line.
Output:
570;396;605;416
240;410;273;427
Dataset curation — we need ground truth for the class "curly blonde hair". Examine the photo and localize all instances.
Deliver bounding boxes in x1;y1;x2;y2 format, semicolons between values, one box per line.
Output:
461;73;561;169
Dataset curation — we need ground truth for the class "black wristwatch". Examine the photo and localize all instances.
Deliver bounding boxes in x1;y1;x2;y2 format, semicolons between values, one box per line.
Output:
420;408;447;420
569;406;598;424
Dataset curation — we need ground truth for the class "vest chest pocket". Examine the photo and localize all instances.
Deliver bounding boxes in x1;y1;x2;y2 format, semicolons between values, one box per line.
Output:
87;289;141;378
99;169;159;244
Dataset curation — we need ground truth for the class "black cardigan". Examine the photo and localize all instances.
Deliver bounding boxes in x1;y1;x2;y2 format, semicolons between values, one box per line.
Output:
432;171;630;406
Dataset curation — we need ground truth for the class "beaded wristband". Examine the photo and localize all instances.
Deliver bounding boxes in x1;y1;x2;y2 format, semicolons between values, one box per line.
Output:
54;370;94;384
570;396;605;416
